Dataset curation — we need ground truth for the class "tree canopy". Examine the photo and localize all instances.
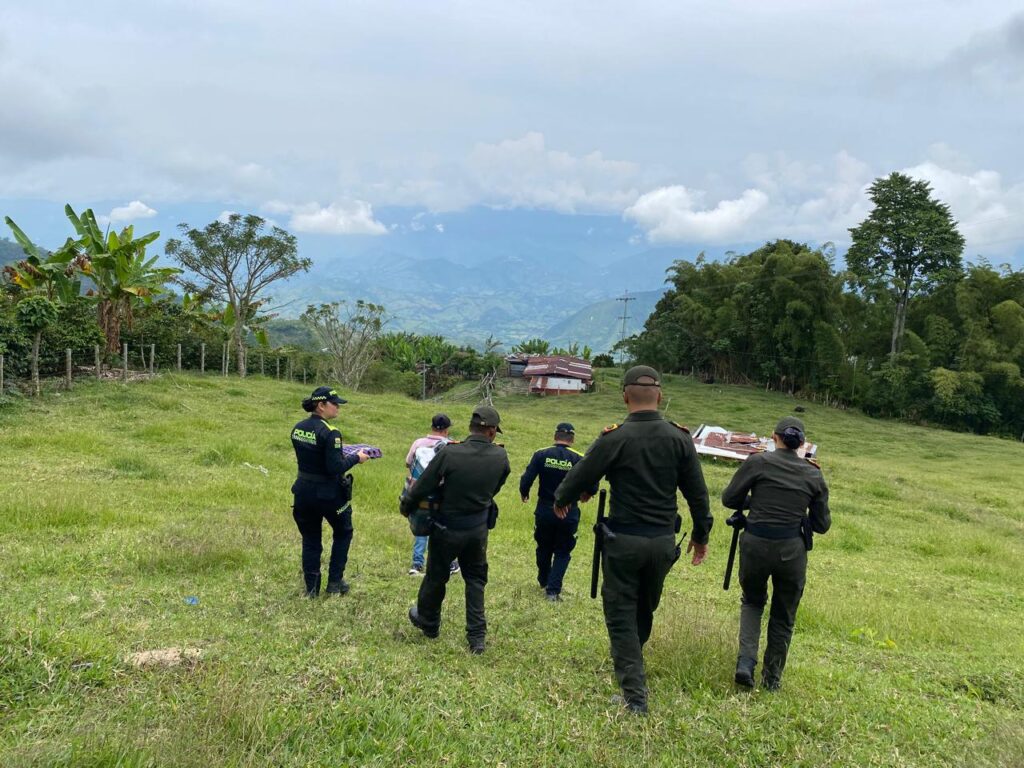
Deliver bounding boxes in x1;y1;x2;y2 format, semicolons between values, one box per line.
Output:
847;172;965;357
166;214;311;377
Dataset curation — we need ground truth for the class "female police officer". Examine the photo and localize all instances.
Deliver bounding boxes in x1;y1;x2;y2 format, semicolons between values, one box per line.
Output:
290;386;368;597
721;416;830;691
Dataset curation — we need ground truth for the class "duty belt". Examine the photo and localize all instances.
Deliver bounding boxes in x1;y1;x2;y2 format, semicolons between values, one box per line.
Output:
606;519;675;538
297;471;334;483
434;509;488;530
745;523;801;540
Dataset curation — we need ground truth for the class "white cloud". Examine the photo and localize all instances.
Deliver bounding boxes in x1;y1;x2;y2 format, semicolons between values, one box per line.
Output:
623;148;1024;257
285;201;388;236
434;223;444;234
108;200;157;224
900;160;1024;255
216;210;237;223
624;186;769;243
464;132;644;214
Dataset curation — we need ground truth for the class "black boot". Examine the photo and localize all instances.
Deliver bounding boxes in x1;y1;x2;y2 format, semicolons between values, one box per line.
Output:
326;578;350;595
735;656;756;688
303;572;321;598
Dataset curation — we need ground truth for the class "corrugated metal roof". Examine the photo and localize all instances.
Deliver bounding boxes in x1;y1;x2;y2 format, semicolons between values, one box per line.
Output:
522;355;593;380
691;424;818;461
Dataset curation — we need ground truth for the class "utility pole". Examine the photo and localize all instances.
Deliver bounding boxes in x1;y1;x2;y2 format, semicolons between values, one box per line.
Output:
417;361;430;400
615;291;635;364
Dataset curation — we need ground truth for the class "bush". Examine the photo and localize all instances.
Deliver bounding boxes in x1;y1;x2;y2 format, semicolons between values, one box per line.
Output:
361;362;421;397
38;298;104;374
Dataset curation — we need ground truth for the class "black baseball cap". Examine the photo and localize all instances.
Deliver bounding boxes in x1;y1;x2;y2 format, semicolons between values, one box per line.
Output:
555;422;575;434
431;413;452;430
471;404;502;433
309;386;347;405
623;365;661;387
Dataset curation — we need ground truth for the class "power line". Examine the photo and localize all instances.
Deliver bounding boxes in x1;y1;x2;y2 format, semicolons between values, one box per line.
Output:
615;291;635;362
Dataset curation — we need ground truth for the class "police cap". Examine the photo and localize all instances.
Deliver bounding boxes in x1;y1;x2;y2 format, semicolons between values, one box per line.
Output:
623;365;661;387
555;422;575;434
471;404;503;433
309;386;347;405
774;416;805;435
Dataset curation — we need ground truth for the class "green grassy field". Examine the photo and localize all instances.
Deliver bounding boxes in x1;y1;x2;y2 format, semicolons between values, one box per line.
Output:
1;371;1022;767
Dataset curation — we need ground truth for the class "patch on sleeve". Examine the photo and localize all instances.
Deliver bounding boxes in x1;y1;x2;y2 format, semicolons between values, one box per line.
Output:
805;457;821;469
671;421;690;434
334;437;342;449
601;423;619;435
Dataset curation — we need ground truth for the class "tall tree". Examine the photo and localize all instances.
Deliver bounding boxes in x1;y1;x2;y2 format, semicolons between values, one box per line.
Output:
847;172;965;358
302;300;386;391
166;214;310;377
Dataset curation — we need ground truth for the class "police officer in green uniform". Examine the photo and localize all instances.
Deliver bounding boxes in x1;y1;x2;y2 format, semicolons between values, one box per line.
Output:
554;366;712;714
721;416;831;691
290;386;369;598
520;422;597;601
402;405;511;654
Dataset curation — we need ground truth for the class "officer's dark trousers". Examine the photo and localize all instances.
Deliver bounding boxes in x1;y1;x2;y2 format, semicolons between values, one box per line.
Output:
292;502;353;583
417;523;489;643
737;534;807;684
601;532;676;705
534;504;579;595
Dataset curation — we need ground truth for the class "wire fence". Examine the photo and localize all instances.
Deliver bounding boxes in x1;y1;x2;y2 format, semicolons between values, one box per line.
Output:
0;341;330;397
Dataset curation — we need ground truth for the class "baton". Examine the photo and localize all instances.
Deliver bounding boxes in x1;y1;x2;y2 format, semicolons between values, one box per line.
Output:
590;489;607;599
723;508;747;590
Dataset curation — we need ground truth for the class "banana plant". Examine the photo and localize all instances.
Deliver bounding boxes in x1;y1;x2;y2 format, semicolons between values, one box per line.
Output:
3;216;84;304
63;205;179;356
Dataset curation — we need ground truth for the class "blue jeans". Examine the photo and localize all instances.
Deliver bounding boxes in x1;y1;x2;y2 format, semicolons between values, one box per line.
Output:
534;504;579;595
412;535;429;569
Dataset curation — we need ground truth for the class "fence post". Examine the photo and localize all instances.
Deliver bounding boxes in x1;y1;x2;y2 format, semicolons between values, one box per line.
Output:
149;344;155;375
302;367;307;385
66;348;73;390
287;357;293;381
200;343;206;374
0;353;4;394
95;345;101;379
260;353;265;376
176;344;182;372
223;343;229;376
276;357;280;379
122;343;129;383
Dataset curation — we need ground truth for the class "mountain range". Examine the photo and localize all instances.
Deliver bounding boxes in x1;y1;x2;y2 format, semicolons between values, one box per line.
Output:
0;204;719;352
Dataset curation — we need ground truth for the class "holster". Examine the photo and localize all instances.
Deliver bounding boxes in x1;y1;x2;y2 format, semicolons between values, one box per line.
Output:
800;516;814;551
486;501;499;530
409;508;434;537
339;474;353;506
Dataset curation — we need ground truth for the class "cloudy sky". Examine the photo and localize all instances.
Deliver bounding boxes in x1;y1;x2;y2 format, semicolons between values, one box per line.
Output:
2;0;1023;262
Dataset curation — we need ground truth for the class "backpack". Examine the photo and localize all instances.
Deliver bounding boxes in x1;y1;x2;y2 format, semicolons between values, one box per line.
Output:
401;437;449;511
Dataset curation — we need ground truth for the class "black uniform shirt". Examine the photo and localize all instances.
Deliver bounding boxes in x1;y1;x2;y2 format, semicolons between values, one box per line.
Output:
721;449;831;533
519;443;595;507
403;434;510;521
554;410;713;543
291;414;360;479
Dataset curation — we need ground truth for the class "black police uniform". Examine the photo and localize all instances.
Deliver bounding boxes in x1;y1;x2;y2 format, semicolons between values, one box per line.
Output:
290;413;361;596
721;444;830;690
520;443;596;597
555;411;712;711
402;434;510;648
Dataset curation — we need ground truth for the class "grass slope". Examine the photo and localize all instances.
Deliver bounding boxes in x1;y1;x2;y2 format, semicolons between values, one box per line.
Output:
1;372;1022;767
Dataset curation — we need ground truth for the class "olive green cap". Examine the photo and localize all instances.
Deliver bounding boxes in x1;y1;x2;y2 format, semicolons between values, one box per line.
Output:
774;416;805;435
471;404;503;433
623;365;661;387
